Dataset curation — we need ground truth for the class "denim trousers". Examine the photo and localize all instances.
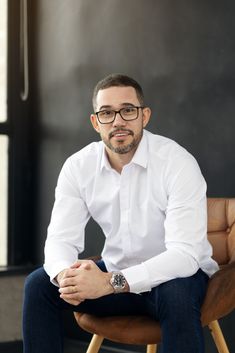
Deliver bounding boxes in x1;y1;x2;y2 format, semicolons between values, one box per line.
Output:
23;260;209;353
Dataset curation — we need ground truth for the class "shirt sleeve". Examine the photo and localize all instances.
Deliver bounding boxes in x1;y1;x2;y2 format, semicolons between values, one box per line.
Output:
122;152;211;293
43;158;90;285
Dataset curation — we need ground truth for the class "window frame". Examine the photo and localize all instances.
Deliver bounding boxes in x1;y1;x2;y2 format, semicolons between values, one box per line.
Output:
1;0;36;267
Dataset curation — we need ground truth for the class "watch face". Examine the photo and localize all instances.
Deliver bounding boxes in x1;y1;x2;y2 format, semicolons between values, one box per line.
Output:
111;272;126;292
113;273;125;287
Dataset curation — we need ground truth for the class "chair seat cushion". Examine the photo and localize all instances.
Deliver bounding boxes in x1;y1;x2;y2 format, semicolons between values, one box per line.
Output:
74;313;162;344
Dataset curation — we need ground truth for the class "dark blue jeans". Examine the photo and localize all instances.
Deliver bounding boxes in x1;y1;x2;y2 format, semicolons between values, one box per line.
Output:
23;261;209;353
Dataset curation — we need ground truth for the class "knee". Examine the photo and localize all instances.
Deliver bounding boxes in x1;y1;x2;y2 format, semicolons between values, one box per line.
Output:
157;278;200;321
24;267;50;298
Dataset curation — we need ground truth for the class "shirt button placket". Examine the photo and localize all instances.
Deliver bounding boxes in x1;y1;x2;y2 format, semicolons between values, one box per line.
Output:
120;166;131;260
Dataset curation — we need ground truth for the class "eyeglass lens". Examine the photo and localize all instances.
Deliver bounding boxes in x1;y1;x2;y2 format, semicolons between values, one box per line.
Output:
97;107;139;123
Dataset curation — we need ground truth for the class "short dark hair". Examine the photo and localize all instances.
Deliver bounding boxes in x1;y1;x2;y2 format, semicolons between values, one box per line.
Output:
92;73;144;111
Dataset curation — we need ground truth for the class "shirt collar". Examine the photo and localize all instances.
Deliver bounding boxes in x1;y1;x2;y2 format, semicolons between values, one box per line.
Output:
131;130;148;169
100;130;148;172
100;145;112;171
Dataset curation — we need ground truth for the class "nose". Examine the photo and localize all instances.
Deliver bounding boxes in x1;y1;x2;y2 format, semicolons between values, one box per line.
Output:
113;112;126;126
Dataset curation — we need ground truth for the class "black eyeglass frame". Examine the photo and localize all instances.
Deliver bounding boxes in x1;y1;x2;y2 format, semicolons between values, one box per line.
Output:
95;106;145;124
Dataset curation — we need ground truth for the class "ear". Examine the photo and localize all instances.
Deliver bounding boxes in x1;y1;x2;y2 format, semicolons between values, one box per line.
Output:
90;114;100;133
142;107;151;128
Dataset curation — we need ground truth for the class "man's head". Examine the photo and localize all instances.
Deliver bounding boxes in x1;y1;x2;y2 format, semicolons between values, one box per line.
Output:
92;73;144;111
90;74;151;158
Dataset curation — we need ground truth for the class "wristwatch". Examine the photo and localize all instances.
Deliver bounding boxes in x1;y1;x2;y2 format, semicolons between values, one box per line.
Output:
110;271;126;293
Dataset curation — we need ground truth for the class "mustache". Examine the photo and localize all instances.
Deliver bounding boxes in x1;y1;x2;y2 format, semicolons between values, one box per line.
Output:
109;128;134;139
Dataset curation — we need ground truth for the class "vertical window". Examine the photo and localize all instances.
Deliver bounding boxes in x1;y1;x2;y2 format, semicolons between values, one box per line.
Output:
0;0;7;122
0;136;8;265
0;0;8;265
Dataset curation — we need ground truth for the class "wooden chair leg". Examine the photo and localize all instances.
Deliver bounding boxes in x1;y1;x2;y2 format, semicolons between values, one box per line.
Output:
146;344;157;353
208;320;230;353
86;334;104;353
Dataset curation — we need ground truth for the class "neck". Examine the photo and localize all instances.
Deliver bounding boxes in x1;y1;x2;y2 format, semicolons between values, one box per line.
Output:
105;148;136;173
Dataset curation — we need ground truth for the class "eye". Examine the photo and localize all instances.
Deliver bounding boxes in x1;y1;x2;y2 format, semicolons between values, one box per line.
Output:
122;107;136;114
100;110;113;117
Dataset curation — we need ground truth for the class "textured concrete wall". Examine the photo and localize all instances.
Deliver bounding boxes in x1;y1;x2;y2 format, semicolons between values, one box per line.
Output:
0;275;25;341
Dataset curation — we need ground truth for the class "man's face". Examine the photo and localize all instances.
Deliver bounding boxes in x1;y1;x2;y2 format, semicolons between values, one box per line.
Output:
90;86;151;156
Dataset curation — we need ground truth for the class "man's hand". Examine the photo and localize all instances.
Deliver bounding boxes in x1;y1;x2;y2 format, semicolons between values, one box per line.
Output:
58;260;113;306
56;269;67;287
56;266;83;306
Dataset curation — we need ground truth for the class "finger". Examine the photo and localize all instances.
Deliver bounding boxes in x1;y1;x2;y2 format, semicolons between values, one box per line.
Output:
70;261;82;269
62;268;78;278
70;260;92;269
61;297;82;306
59;286;78;294
59;277;77;288
60;293;84;302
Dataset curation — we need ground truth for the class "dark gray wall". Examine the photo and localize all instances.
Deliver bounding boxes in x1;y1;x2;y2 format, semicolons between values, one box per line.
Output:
31;0;235;261
29;0;235;349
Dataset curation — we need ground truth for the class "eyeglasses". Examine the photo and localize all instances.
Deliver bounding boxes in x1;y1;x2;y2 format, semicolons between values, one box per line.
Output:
95;106;144;124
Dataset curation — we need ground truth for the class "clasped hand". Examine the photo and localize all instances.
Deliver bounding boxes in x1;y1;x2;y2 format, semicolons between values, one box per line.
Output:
57;260;113;306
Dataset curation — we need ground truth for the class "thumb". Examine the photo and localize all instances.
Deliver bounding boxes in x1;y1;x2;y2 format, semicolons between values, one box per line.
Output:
70;260;92;270
70;260;82;269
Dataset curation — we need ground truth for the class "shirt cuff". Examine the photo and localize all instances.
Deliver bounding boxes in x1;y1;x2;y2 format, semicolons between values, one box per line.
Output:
122;263;152;294
43;261;73;286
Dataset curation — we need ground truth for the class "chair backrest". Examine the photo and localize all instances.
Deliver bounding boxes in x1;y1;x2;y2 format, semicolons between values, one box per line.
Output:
207;198;235;265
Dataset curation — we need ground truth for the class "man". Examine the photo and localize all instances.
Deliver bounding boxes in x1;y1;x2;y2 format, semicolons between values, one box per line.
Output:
23;74;219;353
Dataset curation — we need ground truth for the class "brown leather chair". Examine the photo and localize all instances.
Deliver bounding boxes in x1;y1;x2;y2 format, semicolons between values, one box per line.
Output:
74;198;235;353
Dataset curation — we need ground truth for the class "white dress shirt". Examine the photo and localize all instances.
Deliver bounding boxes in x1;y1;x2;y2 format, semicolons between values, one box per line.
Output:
44;129;219;293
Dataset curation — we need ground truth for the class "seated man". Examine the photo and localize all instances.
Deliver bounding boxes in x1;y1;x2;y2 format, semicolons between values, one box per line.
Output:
23;73;219;353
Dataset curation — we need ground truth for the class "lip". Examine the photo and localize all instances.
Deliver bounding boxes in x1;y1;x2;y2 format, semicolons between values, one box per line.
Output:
110;130;133;139
112;134;129;141
113;132;129;137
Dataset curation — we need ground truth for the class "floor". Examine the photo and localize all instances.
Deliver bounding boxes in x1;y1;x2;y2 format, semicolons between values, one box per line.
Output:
0;328;233;353
0;339;146;353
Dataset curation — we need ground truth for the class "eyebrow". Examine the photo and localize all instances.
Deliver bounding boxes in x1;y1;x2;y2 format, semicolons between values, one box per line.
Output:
98;103;136;111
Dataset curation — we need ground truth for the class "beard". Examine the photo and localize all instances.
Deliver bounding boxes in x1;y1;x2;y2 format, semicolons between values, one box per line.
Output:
101;128;143;155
